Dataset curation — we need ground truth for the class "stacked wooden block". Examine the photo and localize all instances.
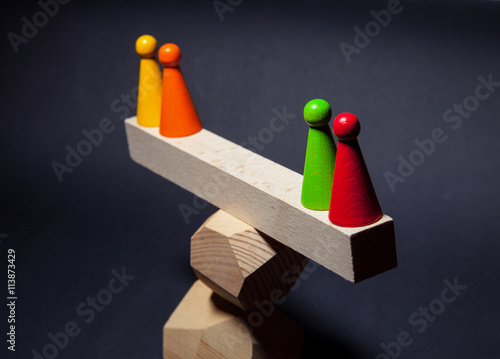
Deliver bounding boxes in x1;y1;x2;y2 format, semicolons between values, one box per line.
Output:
163;210;308;358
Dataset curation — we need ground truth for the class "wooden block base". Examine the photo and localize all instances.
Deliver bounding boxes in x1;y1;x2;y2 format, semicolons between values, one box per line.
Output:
191;210;308;311
163;280;303;359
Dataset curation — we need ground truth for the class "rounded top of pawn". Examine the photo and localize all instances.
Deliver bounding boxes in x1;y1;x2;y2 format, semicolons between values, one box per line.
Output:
333;112;361;140
303;99;332;127
159;43;182;67
136;35;157;58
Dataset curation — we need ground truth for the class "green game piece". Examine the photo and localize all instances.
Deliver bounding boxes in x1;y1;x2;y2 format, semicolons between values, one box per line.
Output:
301;99;337;210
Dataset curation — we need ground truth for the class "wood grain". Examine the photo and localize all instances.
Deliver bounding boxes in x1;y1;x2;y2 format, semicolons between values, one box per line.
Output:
191;210;308;310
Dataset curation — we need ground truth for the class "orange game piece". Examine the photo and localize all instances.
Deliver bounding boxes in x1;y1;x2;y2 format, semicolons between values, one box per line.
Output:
158;43;202;137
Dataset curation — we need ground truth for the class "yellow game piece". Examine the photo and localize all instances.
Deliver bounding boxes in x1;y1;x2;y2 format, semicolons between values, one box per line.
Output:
135;35;162;127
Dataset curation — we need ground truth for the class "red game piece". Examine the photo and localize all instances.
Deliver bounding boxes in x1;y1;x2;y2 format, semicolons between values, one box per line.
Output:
328;113;383;227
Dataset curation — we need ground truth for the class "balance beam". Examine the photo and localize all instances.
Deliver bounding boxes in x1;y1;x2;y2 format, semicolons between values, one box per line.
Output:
125;117;397;282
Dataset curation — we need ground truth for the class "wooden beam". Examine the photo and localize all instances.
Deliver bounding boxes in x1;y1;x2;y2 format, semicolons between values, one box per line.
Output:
125;117;397;282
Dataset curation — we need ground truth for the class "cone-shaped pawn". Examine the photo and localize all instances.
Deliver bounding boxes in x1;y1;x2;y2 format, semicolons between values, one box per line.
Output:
301;99;337;210
328;113;382;227
158;43;202;137
135;35;162;127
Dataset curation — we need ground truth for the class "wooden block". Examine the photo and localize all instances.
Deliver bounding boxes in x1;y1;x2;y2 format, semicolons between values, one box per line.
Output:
191;210;308;311
163;280;303;359
125;117;397;282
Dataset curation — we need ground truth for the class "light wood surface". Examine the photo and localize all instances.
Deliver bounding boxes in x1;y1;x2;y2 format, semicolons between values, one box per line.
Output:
191;210;308;310
125;117;397;282
163;280;303;359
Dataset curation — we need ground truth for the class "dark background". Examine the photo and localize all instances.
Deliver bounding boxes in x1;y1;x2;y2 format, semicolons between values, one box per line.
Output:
1;0;499;358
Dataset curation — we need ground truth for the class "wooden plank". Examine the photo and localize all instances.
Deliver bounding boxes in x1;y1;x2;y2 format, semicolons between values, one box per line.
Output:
125;117;397;282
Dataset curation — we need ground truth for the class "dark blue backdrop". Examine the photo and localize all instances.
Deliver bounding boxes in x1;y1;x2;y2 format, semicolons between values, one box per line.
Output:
1;0;499;358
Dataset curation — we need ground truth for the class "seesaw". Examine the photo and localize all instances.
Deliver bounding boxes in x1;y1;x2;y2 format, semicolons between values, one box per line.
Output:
126;35;397;358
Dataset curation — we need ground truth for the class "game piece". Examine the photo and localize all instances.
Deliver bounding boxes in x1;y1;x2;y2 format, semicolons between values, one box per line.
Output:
328;113;383;227
191;210;308;311
163;280;303;359
135;35;162;127
301;99;337;210
158;43;202;137
125;117;397;282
